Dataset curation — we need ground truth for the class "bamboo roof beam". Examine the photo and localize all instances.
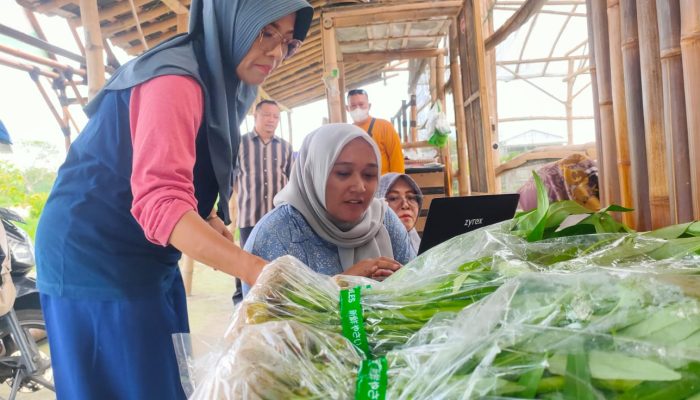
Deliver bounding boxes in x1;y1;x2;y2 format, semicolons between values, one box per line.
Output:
127;0;149;51
485;0;547;51
34;0;74;13
542;5;578;75
101;4;172;37
514;13;539;74
343;48;447;63
111;16;177;47
71;0;153;25
0;43;87;77
497;54;589;65
0;23;85;64
0;55;60;79
496;0;584;4
161;0;189;14
23;9;56;61
492;6;587;17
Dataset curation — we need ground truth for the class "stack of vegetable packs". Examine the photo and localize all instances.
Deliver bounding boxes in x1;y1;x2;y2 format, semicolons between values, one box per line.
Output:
189;175;700;399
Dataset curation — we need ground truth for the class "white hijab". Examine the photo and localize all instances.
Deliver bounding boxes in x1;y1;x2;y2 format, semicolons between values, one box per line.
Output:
273;124;393;270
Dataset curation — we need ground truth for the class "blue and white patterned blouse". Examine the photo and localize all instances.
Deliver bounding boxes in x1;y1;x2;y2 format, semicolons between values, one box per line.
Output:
244;204;415;277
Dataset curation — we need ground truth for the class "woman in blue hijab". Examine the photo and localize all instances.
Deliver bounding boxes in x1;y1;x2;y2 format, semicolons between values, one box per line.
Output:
34;0;312;398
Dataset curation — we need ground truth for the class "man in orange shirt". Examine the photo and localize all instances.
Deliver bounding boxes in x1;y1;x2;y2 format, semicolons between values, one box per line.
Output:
346;89;405;174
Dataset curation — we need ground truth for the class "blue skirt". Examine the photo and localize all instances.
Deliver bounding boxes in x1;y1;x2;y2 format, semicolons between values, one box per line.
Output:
41;272;189;400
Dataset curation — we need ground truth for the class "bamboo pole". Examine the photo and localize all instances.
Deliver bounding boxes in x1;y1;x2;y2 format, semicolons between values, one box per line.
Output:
410;94;418;142
450;21;471;195
321;16;343;123
436;54;453;196
606;0;635;227
483;0;500;192
287;111;294;148
637;0;671;228
680;0;700;219
0;44;87;77
619;0;652;230
79;0;106;100
656;0;692;223
566;59;575;144
585;0;605;206
338;62;347;123
590;0;622;207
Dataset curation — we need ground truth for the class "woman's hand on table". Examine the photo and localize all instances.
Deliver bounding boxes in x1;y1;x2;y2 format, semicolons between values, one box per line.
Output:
344;257;402;281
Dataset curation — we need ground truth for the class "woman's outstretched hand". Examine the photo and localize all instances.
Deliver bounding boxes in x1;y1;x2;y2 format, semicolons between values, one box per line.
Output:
343;257;402;281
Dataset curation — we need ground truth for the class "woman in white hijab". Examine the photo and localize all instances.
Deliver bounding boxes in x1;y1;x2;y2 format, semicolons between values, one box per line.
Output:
242;123;414;288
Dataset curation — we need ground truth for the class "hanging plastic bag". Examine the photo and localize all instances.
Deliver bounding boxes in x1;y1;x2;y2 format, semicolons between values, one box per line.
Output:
426;101;450;148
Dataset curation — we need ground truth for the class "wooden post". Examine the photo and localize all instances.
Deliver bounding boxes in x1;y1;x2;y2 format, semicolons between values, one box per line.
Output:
177;12;189;34
450;20;471;195
321;15;343;123
410;94;418;142
657;0;693;223
637;0;671;228
680;0;700;220
436;55;453;196
566;59;575;145
585;0;605;207
401;100;408;143
287;111;294;148
338;62;347;123
620;0;652;230
79;0;105;100
590;0;622;207
607;0;635;226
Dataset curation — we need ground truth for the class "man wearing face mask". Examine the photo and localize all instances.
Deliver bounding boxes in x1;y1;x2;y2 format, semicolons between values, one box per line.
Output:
346;89;405;174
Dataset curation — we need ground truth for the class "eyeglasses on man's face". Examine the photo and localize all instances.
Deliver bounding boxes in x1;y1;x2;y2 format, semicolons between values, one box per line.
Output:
257;26;302;60
386;194;422;207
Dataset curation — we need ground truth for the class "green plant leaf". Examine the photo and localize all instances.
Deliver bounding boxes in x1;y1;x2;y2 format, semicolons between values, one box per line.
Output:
645;222;695;240
587;351;681;381
563;349;597;400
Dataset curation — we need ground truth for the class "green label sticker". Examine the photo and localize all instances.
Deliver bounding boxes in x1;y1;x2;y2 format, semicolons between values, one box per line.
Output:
340;286;370;356
356;357;388;400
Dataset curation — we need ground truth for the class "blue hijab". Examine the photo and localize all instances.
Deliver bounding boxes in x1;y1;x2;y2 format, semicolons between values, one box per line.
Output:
84;0;313;224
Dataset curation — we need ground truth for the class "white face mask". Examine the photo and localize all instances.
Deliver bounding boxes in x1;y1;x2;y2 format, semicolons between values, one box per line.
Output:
349;107;369;123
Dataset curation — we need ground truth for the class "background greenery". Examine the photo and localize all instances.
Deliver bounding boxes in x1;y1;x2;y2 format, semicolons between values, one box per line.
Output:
0;140;58;239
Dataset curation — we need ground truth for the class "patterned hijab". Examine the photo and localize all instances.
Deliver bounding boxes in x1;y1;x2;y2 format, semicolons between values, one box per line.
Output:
274;124;393;270
84;0;313;224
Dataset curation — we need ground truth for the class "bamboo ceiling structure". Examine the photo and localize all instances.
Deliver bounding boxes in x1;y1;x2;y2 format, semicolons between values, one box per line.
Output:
4;0;700;230
13;0;399;109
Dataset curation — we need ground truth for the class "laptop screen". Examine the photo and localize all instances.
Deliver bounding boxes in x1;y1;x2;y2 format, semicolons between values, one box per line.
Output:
417;193;520;255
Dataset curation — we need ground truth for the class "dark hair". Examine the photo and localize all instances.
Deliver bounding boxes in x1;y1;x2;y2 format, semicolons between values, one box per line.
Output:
347;88;368;98
255;99;279;111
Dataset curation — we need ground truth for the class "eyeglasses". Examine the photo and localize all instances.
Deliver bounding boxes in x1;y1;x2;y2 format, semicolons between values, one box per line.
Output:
347;89;367;97
256;26;303;60
386;194;422;207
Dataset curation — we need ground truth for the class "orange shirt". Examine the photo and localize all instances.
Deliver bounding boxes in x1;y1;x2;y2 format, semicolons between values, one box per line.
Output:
355;117;405;174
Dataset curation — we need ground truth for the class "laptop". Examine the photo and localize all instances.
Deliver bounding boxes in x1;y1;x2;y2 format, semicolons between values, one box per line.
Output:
417;193;520;255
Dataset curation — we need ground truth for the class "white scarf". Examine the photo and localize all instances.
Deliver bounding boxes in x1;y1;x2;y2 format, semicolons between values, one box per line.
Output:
273;124;393;270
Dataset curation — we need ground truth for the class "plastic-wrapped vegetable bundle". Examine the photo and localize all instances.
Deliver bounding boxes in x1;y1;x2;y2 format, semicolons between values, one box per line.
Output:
193;270;700;399
190;320;362;400
387;270;700;399
233;228;700;357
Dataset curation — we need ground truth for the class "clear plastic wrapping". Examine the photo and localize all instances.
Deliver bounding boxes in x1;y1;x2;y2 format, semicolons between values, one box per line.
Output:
190;270;700;399
179;214;700;398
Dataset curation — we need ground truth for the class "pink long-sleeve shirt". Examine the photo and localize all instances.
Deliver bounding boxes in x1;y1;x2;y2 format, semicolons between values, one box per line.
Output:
129;75;204;246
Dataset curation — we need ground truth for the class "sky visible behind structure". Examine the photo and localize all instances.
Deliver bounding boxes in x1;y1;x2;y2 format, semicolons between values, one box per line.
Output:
0;1;595;171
